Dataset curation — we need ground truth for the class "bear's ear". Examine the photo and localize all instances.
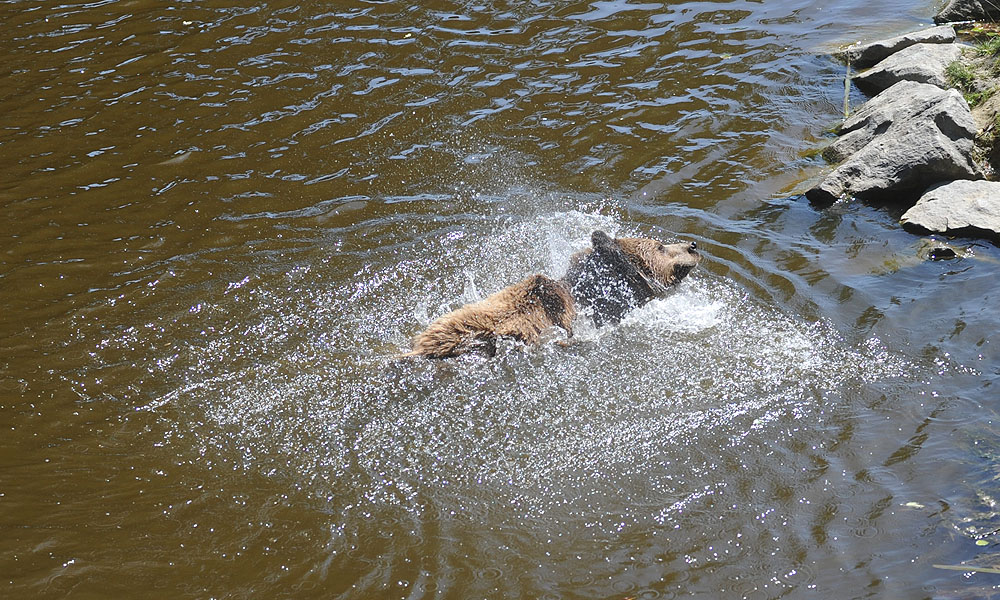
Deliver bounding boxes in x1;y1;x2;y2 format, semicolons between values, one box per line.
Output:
591;230;617;250
590;229;644;279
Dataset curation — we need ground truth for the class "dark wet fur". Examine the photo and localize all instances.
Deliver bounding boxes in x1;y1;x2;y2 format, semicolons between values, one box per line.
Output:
563;231;661;327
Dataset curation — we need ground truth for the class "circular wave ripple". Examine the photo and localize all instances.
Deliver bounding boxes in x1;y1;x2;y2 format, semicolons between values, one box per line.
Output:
139;209;911;535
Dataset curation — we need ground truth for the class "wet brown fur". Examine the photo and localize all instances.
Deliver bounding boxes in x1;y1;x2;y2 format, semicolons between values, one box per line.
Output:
402;274;576;359
403;230;700;358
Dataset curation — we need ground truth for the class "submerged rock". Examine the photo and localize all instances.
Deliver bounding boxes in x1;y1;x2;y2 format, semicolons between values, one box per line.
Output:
852;42;963;95
935;0;1000;23
836;25;956;69
900;180;1000;241
807;81;982;205
915;239;962;260
869;238;970;275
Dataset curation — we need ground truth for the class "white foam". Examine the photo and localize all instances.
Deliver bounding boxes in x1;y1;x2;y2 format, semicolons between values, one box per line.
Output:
619;280;722;334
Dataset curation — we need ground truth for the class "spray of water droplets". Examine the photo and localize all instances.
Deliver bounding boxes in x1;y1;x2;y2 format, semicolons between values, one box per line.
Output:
126;209;913;535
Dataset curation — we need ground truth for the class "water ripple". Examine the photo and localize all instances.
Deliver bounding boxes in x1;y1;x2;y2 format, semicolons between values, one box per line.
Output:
1;1;985;598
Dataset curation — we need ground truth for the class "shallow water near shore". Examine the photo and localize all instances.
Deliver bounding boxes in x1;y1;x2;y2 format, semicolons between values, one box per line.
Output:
3;1;1000;598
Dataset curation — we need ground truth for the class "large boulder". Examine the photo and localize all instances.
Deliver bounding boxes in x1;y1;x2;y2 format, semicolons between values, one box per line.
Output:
806;81;982;205
852;42;963;96
901;180;1000;240
935;0;1000;23
836;25;956;69
823;80;957;163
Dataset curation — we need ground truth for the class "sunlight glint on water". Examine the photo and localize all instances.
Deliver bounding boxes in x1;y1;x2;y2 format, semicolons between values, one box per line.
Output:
146;209;915;541
4;0;994;597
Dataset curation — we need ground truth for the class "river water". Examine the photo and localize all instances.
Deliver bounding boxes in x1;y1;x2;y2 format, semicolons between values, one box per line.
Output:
2;1;999;598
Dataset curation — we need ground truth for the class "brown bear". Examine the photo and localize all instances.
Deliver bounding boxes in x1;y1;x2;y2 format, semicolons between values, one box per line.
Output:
564;230;701;327
402;230;701;358
402;274;576;359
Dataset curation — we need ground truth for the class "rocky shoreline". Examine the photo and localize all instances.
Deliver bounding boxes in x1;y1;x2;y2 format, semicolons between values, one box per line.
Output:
807;1;1000;243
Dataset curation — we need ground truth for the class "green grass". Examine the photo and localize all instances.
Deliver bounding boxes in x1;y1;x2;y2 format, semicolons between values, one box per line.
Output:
946;60;996;107
971;30;1000;75
946;60;975;87
960;26;1000;75
970;89;994;107
966;89;995;107
975;34;1000;57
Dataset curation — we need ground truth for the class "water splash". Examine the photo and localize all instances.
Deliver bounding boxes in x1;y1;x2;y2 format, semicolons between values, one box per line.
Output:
118;209;913;539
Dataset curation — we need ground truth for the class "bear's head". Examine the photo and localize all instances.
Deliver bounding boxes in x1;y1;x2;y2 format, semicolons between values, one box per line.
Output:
565;230;701;326
611;233;701;290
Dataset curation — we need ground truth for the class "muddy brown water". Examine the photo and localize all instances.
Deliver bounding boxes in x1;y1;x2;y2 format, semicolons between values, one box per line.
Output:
2;1;1000;598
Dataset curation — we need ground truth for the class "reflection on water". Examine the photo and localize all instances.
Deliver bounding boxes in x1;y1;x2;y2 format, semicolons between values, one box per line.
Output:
2;0;1000;599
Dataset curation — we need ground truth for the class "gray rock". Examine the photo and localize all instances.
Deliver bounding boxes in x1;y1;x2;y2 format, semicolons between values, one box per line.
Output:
836;25;956;69
901;180;1000;240
823;80;955;163
935;0;1000;24
806;81;982;205
852;42;963;96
